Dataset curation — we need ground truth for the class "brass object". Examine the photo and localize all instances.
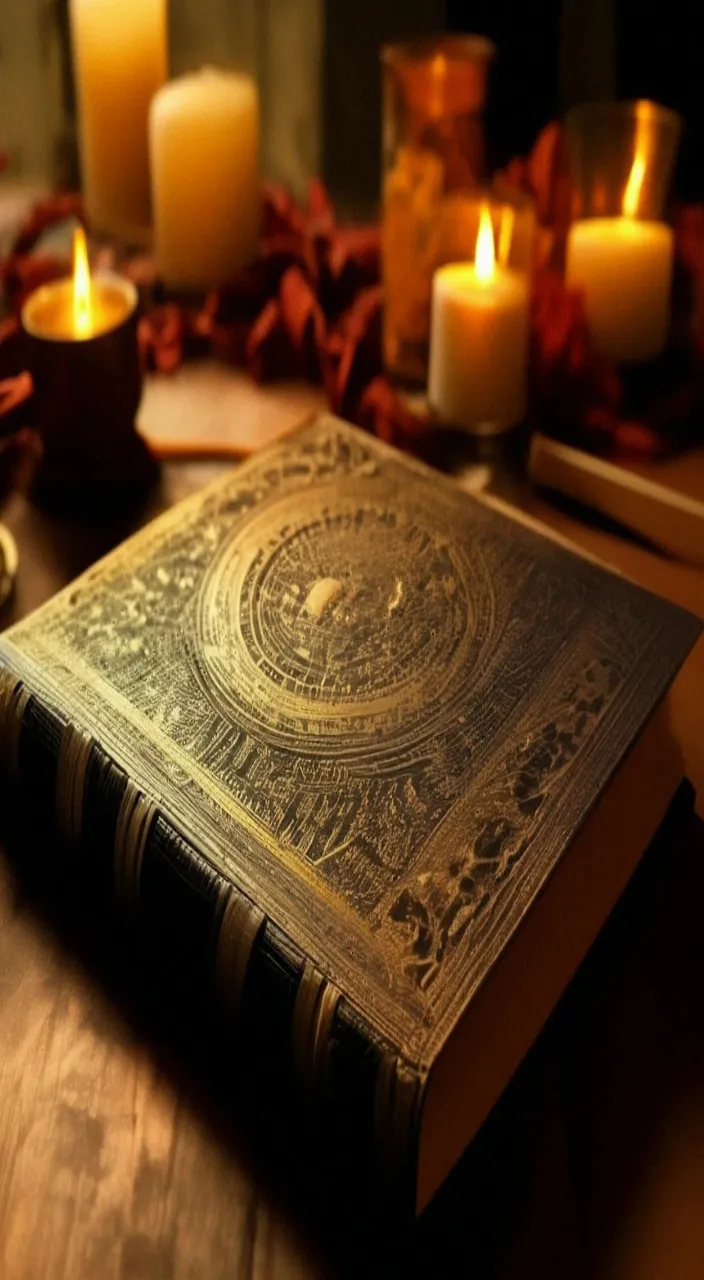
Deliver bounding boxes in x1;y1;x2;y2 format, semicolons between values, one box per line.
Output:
0;523;18;613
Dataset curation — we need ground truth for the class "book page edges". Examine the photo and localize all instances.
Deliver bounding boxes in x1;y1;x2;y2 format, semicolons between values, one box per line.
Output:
417;693;684;1213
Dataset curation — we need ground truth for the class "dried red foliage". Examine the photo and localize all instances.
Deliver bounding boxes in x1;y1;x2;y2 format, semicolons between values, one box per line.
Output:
498;122;573;270
0;427;41;505
3;156;704;492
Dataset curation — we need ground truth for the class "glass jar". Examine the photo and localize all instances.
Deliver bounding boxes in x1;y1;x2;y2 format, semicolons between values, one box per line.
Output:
564;100;682;363
565;99;682;221
381;35;495;386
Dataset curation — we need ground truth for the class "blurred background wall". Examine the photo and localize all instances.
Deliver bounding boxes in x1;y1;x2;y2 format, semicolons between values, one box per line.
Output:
1;0;702;212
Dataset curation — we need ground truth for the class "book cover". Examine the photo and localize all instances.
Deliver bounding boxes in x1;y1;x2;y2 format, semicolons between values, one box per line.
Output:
0;416;700;1210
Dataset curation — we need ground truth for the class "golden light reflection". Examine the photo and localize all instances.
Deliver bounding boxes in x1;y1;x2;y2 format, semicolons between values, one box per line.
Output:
72;225;94;338
475;203;496;282
623;148;647;219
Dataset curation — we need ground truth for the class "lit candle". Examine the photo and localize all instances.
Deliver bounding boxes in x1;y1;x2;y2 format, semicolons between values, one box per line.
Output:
21;228;135;342
428;206;529;432
150;68;260;291
20;228;153;507
565;147;674;363
69;0;167;243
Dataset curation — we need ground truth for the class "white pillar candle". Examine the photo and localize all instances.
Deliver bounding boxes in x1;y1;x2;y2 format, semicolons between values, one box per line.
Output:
566;218;674;363
69;0;167;243
150;68;260;291
428;207;529;432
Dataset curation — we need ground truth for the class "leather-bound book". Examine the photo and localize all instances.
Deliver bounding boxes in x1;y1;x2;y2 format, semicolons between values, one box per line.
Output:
0;416;699;1215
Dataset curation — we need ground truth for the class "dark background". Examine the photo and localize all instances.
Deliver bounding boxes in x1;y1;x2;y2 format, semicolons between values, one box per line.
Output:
448;0;704;199
324;0;704;214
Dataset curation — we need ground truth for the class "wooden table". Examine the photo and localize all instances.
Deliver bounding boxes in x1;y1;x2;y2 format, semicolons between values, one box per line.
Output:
2;369;704;1279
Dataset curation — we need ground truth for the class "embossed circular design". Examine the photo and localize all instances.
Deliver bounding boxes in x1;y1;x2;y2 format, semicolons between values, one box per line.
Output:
195;481;495;758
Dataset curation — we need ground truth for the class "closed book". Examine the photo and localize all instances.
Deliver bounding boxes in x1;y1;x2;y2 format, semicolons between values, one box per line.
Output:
0;416;700;1216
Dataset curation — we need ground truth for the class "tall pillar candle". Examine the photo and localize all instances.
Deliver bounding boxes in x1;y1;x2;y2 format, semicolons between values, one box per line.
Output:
69;0;167;243
150;69;260;291
428;207;529;433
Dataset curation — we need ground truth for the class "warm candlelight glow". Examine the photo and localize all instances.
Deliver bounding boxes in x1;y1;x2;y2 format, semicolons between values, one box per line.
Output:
623;147;647;219
21;246;136;344
475;205;496;282
429;204;529;434
498;206;515;266
73;226;94;338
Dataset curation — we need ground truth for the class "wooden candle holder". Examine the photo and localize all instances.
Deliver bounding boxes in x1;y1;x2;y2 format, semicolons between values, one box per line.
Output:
21;275;158;512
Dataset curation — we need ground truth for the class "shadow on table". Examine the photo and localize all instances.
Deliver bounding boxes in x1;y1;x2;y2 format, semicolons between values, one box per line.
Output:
2;476;173;621
2;787;704;1280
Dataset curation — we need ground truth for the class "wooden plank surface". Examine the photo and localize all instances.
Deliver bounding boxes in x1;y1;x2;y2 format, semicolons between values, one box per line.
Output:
2;373;704;1278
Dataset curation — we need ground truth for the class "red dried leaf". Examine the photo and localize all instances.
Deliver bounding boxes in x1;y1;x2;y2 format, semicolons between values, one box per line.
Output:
320;225;381;317
11;191;85;257
610;420;663;460
204;268;271;328
0;372;34;438
246;299;299;382
259;232;318;292
261;183;306;238
208;320;251;366
122;253;158;290
330;286;383;419
278;265;327;381
2;254;68;314
307;178;336;235
0;316;23;382
357;376;431;457
138;305;187;374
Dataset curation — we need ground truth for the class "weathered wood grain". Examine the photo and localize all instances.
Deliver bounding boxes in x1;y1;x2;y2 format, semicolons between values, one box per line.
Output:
0;850;319;1280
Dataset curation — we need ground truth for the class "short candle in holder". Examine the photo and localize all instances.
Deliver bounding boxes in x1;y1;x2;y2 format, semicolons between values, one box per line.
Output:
428;205;529;434
566;147;674;364
21;227;156;508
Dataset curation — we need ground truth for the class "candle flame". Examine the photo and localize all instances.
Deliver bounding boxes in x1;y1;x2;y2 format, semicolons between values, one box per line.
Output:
475;204;496;282
623;148;647;219
72;225;94;338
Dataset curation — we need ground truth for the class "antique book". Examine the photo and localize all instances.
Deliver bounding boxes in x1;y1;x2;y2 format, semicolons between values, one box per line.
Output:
0;416;700;1215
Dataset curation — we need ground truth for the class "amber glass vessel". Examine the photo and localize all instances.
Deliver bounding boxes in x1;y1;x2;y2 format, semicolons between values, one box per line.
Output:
381;35;495;385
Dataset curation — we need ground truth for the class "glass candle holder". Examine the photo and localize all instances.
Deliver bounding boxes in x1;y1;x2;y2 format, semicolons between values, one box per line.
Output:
381;35;495;386
428;197;532;436
434;184;537;274
565;100;682;364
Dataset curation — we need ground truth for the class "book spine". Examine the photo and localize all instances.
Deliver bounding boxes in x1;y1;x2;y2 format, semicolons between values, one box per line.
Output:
0;666;422;1211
